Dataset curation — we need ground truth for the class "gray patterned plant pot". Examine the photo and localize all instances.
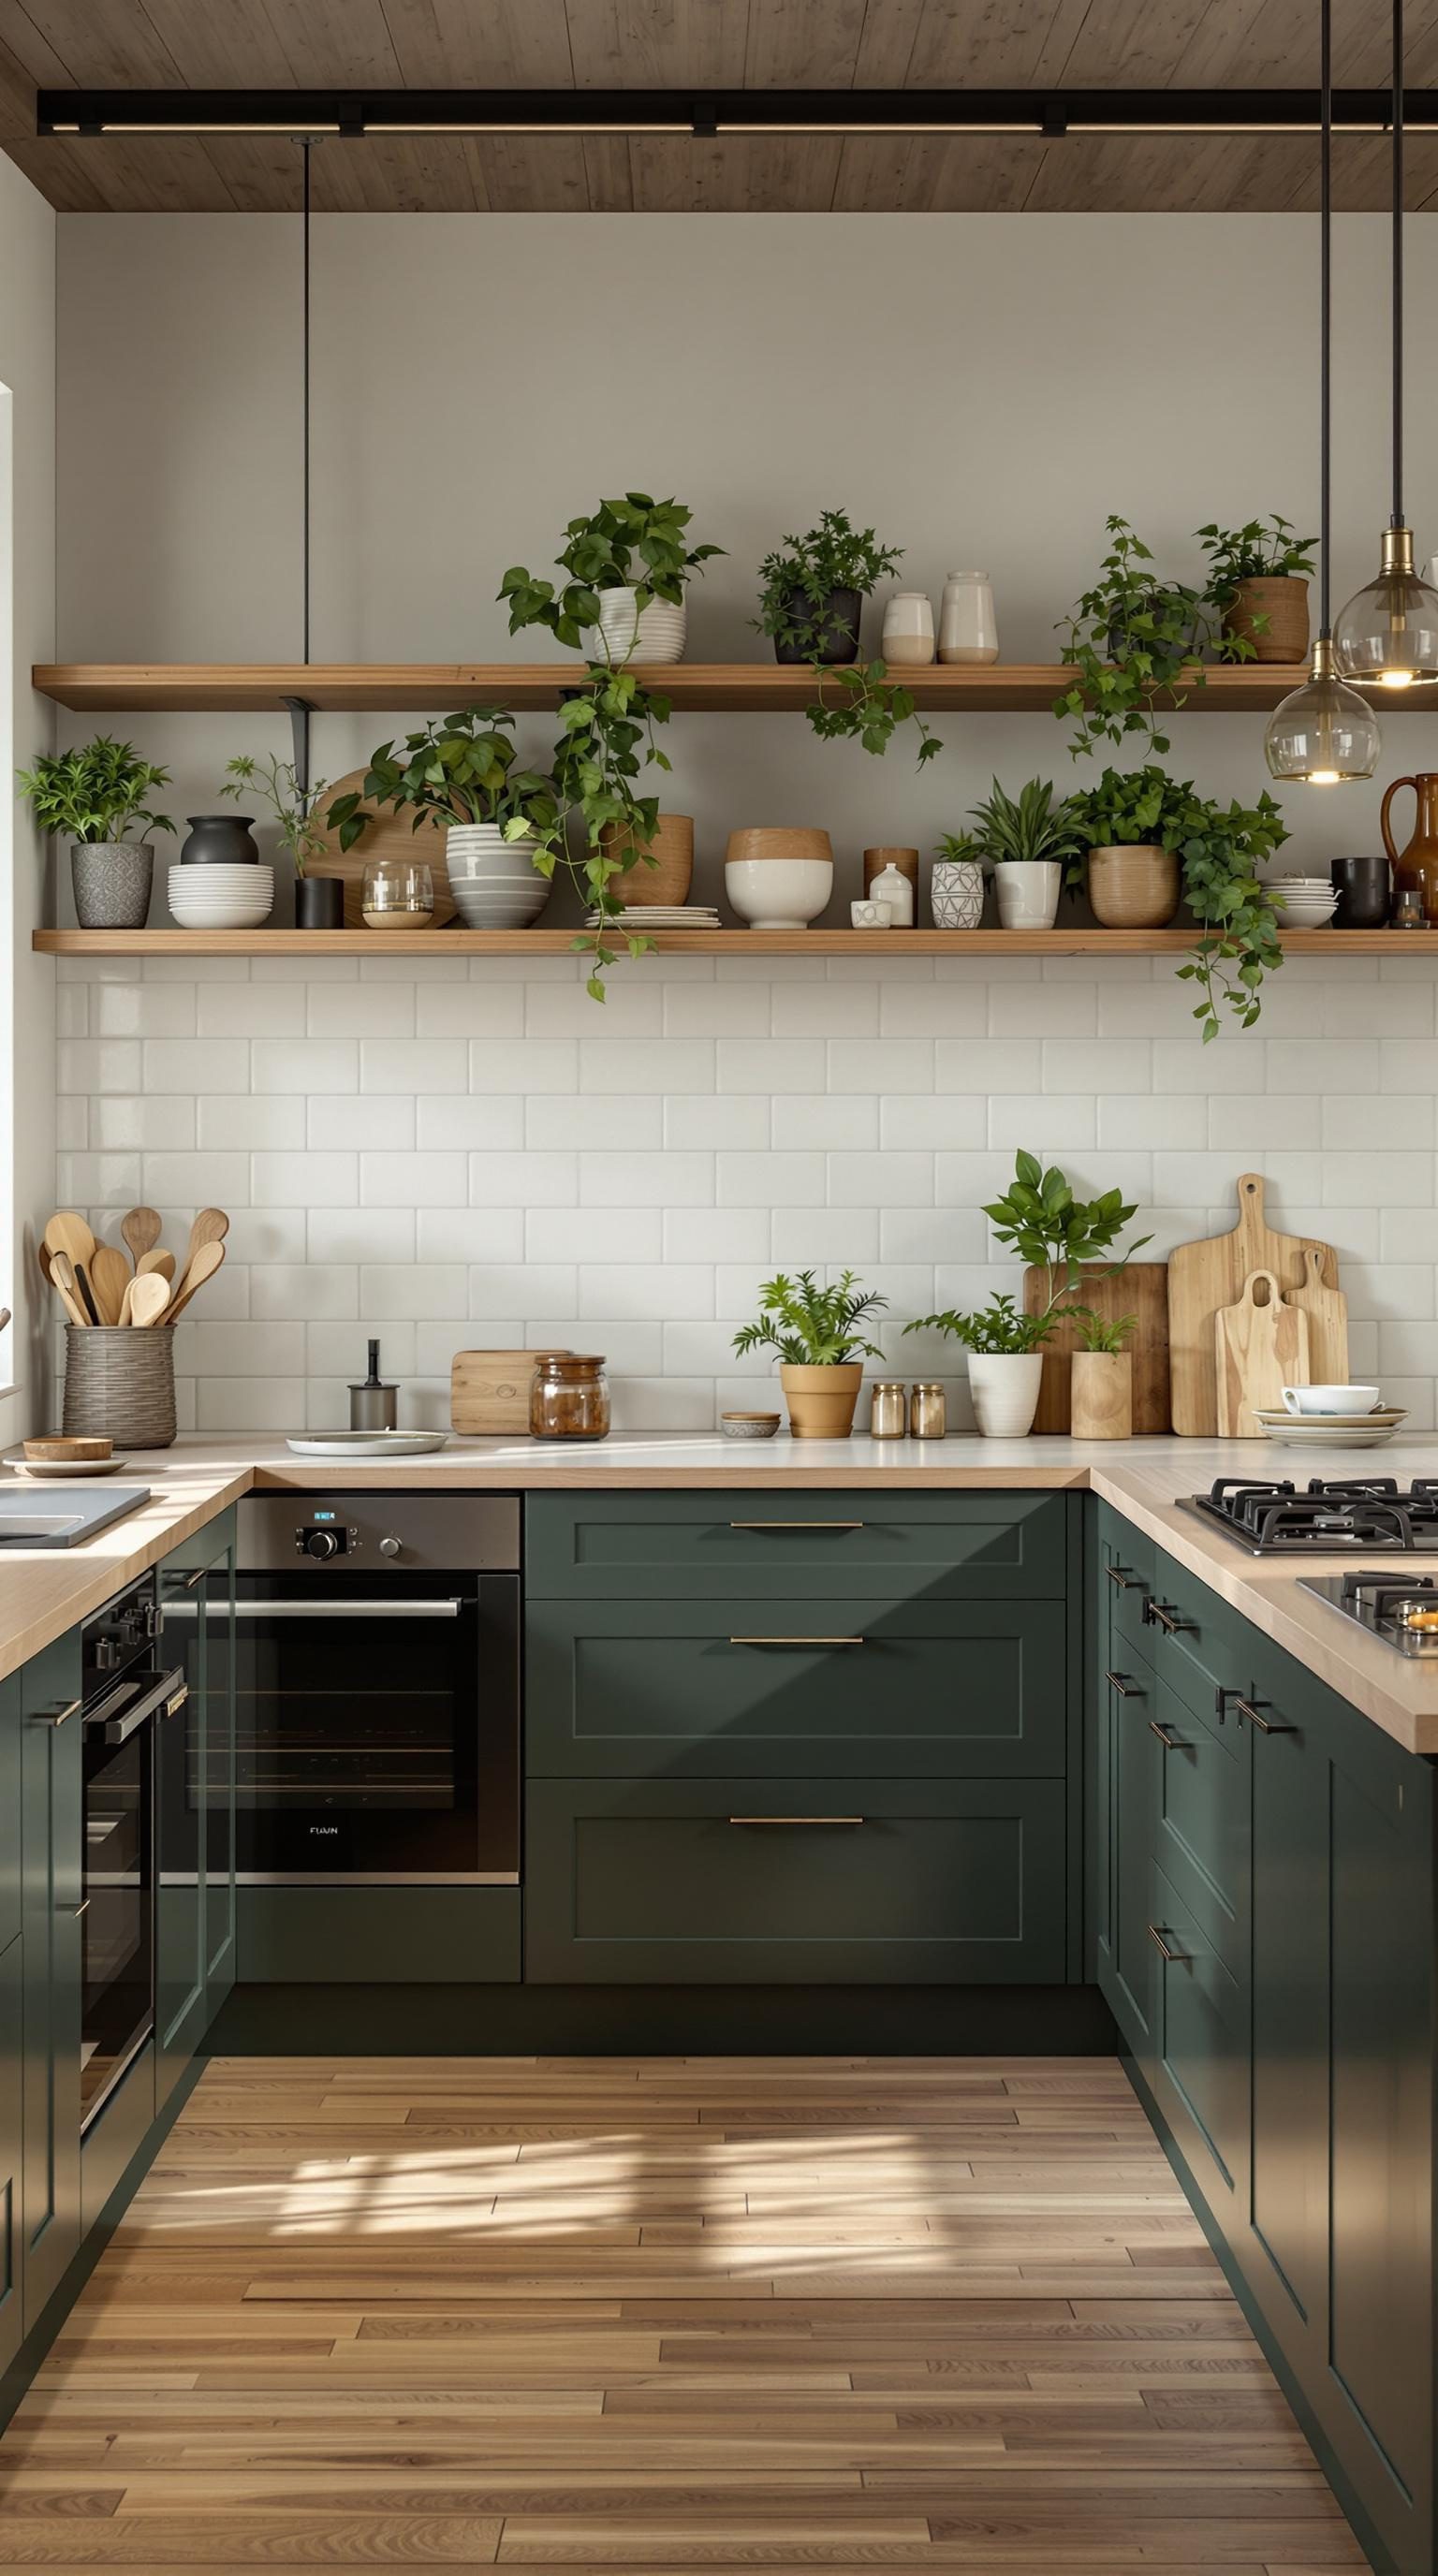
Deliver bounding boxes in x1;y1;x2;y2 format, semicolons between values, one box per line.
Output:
71;841;154;929
930;856;984;929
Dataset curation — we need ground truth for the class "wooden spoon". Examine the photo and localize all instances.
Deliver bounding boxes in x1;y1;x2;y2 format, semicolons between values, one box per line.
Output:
137;1249;176;1283
174;1207;228;1299
44;1213;99;1323
37;1241;52;1289
89;1243;130;1326
126;1272;171;1328
166;1238;224;1320
49;1249;89;1328
121;1206;162;1271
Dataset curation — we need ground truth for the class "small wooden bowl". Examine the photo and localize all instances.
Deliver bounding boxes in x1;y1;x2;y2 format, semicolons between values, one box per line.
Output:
23;1433;112;1462
726;827;832;867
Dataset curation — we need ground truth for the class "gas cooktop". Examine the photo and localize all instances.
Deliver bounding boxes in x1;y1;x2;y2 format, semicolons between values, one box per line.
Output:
1300;1572;1438;1657
1181;1476;1438;1558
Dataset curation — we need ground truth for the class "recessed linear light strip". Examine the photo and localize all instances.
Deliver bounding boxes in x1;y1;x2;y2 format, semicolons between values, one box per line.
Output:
36;87;1434;141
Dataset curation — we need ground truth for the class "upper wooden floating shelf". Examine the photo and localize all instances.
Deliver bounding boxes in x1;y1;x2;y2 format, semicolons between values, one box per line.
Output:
29;660;1422;716
32;928;1438;958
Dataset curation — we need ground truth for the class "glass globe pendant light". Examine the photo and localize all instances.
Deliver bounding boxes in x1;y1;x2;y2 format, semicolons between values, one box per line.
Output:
1266;0;1382;783
1333;0;1438;686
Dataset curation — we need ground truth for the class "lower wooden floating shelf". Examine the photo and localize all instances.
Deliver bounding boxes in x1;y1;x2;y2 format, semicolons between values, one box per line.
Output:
31;926;1438;957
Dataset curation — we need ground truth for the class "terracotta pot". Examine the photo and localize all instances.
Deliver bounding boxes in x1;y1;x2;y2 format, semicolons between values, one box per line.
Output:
1087;842;1180;929
1223;576;1310;666
600;812;695;906
1381;774;1438;923
1070;1350;1133;1441
779;1361;864;1440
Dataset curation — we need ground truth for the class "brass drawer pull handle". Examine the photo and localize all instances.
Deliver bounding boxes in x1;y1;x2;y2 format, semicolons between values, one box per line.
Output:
69;1898;90;1920
1145;1601;1194;1636
728;1815;865;1826
1148;1720;1183;1749
1105;1565;1135;1589
728;1634;864;1648
1147;1923;1186;1963
1237;1694;1294;1734
183;1564;208;1589
728;1521;864;1532
1105;1668;1142;1698
30;1698;80;1729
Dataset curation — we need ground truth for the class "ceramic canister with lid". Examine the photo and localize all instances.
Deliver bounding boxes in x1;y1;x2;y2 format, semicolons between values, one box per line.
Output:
880;590;935;666
938;572;999;666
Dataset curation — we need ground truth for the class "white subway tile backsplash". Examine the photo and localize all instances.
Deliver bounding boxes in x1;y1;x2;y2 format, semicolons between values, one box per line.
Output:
59;1039;142;1093
774;1095;877;1150
664;1208;770;1264
879;981;987;1035
580;1152;713;1207
307;1208;416;1263
143;1150;251;1205
57;1152;140;1205
416;1209;525;1263
254;1151;358;1207
93;1095;198;1149
665;982;770;1036
579;1037;712;1093
312;1095;417;1150
717;1150;824;1208
773;982;878;1036
197;984;304;1034
716;1039;827;1093
990;1094;1095;1149
468;1263;578;1319
829;1150;932;1207
252;1266;360;1321
475;1037;578;1093
1324;1095;1435;1149
665;1095;770;1150
418;1096;524;1149
98;982;196;1035
360;1265;467;1319
306;982;417;1036
201;1096;303;1149
467;1151;578;1207
179;1321;306;1376
422;983;526;1035
579;1265;713;1320
527;1094;659;1149
360;1151;468;1207
252;1039;358;1093
527;1208;663;1264
361;1038;464;1093
527;979;664;1037
834;1039;933;1093
770;1207;880;1264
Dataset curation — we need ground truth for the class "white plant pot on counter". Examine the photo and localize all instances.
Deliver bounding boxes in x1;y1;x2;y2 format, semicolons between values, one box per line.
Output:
993;859;1062;930
967;1352;1045;1439
594;586;687;663
445;823;550;929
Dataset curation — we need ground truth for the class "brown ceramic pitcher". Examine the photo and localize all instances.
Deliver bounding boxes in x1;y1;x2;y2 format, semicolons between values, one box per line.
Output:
1381;773;1438;921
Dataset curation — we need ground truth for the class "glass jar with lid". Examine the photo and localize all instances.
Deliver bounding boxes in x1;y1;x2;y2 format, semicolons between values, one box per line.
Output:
362;856;434;929
531;1353;611;1442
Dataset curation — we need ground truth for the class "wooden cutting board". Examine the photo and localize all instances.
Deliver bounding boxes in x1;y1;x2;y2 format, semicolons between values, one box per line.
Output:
1289;1244;1350;1384
1214;1270;1311;1438
1023;1263;1170;1434
306;769;455;929
1168;1175;1339;1435
451;1349;568;1435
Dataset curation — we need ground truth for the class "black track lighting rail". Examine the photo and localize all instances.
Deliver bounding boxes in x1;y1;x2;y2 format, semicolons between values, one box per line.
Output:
34;86;1438;141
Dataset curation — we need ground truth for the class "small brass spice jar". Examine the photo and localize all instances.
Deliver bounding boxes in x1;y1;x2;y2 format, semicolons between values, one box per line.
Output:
869;1380;908;1438
909;1380;947;1439
531;1352;610;1442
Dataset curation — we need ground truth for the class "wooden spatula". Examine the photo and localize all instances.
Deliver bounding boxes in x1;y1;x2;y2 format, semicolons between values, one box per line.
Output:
137;1249;176;1283
175;1207;228;1298
89;1243;131;1326
166;1239;224;1320
49;1249;90;1328
126;1272;171;1328
44;1212;99;1323
121;1206;162;1271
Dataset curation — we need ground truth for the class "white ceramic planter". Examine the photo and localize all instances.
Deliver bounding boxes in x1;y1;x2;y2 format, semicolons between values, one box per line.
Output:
725;856;833;930
967;1352;1045;1439
993;858;1062;930
445;822;550;929
930;856;984;929
594;587;687;663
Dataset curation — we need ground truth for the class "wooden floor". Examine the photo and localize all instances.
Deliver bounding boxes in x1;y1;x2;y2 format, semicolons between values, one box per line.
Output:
0;2056;1365;2570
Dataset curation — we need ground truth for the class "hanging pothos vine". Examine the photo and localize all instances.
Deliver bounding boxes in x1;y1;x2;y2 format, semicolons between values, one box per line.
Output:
499;494;720;999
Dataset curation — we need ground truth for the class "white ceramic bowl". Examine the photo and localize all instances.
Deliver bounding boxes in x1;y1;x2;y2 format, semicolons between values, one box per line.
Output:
169;864;273;929
1282;1383;1382;1416
725;856;833;929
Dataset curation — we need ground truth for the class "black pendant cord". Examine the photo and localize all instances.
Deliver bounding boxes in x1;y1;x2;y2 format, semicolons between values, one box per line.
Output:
1392;0;1404;527
301;134;312;664
283;138;317;798
1320;0;1332;637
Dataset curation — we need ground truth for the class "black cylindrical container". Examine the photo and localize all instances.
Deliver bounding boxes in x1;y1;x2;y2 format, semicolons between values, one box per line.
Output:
1330;855;1392;928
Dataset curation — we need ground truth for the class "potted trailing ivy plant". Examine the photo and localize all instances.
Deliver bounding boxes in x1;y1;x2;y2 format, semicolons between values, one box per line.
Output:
1197;516;1316;666
904;1295;1057;1440
961;778;1086;929
1174;783;1289;1039
18;737;173;929
754;510;940;770
328;710;560;931
1067;764;1186;929
732;1269;888;1440
1069;1310;1136;1441
1055;517;1215;760
222;753;338;928
503;491;722;666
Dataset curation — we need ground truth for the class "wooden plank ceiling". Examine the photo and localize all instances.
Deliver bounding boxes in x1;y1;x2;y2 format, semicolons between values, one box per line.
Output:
3;0;1438;213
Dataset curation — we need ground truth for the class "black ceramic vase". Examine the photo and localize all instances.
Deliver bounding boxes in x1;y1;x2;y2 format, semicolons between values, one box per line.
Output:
296;875;345;929
771;585;862;666
180;812;258;865
1330;856;1392;928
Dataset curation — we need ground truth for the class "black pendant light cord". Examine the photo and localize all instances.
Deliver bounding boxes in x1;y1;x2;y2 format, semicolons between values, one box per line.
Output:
301;135;312;665
1320;0;1332;636
1393;0;1404;527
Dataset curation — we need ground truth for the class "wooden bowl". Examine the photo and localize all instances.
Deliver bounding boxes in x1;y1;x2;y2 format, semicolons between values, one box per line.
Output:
600;813;695;906
726;827;832;867
23;1433;112;1461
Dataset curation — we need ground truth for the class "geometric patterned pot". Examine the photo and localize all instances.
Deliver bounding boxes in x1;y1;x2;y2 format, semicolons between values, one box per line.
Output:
71;841;154;929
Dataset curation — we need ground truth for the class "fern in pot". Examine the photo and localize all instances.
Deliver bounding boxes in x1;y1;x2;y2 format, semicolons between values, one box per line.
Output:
905;1295;1057;1440
327;710;561;930
19;737;173;929
732;1269;888;1440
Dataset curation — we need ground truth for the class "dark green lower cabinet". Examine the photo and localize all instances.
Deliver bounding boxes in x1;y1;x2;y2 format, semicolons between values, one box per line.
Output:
0;1932;22;2378
1148;1855;1248;2213
19;1630;82;2332
526;1777;1066;1983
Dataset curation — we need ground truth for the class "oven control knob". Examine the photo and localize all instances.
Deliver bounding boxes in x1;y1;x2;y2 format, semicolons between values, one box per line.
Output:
302;1528;341;1560
379;1535;402;1558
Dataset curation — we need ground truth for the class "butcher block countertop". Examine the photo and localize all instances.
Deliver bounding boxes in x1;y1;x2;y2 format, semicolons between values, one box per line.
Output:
3;1429;1438;1754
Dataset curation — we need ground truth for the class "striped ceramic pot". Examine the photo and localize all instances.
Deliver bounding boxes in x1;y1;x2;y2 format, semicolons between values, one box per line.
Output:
594;586;687;663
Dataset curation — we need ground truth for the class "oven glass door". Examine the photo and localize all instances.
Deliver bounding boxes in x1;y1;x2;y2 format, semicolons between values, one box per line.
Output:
223;1573;515;1882
81;1689;157;2125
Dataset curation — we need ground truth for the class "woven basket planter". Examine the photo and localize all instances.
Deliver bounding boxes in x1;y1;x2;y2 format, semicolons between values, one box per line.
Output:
62;1325;177;1449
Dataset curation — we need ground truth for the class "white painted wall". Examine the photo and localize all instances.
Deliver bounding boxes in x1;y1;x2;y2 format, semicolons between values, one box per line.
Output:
0;153;55;1443
47;212;1438;1428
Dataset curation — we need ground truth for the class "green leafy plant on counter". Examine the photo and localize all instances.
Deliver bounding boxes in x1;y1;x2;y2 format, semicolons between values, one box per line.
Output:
1069;1309;1137;1354
964;776;1087;872
983;1149;1151;1317
732;1269;888;1368
1055;516;1214;759
18;738;174;842
904;1294;1057;1356
222;754;332;879
754;509;941;769
326;710;559;848
500;495;722;999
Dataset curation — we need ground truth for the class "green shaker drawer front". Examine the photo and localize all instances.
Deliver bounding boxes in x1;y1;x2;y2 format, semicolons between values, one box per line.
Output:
1150;1677;1250;1982
526;1599;1067;1778
525;1492;1069;1600
525;1778;1066;1983
1149;1857;1249;2217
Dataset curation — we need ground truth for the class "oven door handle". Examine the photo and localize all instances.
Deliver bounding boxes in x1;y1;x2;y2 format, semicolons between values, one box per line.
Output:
84;1665;188;1745
162;1598;463;1618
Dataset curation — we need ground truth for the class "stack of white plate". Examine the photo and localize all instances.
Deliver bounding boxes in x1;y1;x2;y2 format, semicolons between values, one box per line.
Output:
1270;877;1339;929
169;864;274;929
586;905;721;929
1254;1404;1408;1448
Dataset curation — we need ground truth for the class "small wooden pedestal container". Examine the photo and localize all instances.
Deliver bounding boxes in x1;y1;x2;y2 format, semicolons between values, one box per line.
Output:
1070;1351;1132;1441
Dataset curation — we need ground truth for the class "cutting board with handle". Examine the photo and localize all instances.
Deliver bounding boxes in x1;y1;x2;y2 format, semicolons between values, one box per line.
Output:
451;1348;571;1436
1023;1262;1169;1435
1214;1269;1311;1438
1168;1175;1339;1435
1289;1243;1350;1385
